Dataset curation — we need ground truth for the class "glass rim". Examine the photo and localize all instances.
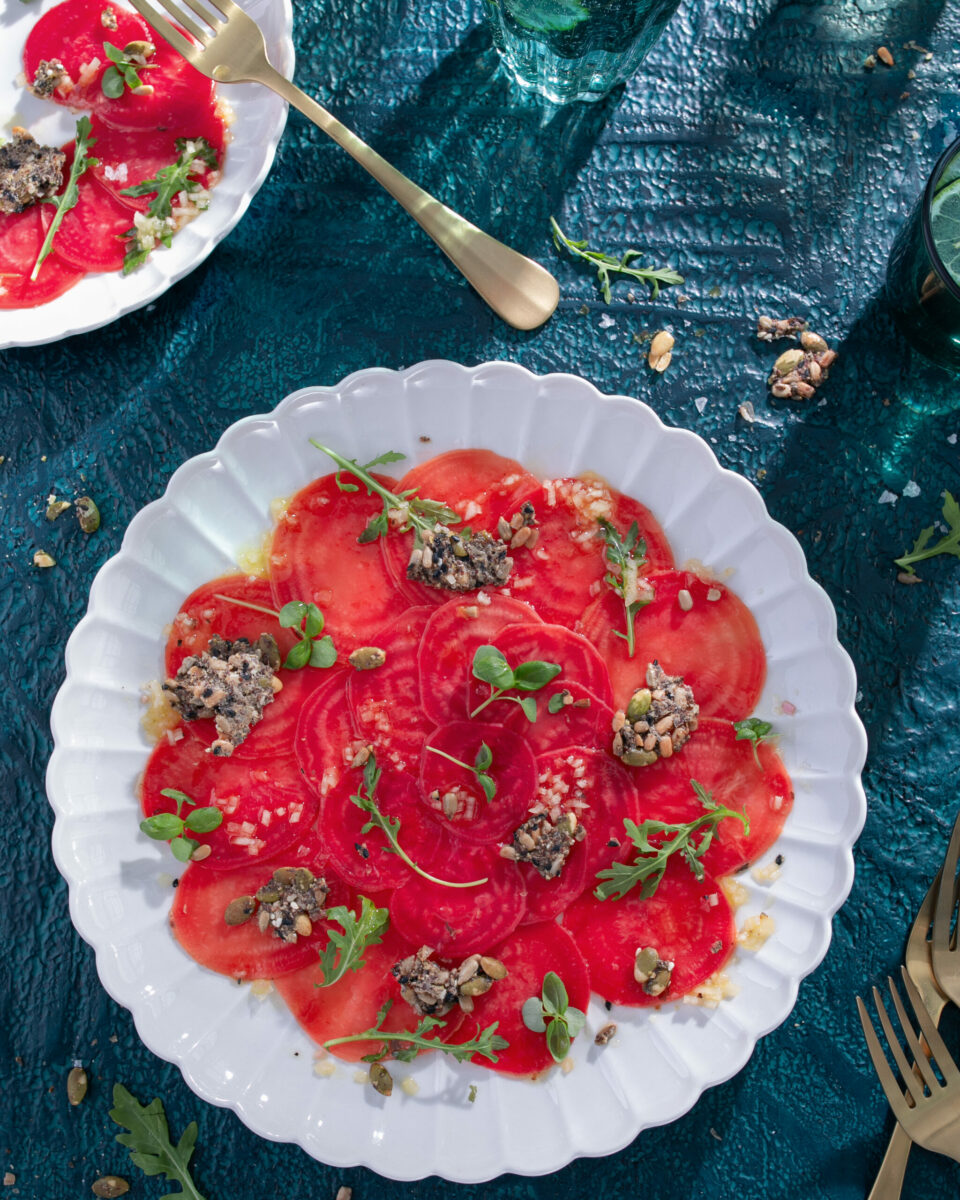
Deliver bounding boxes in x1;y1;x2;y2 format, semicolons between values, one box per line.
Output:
922;133;960;305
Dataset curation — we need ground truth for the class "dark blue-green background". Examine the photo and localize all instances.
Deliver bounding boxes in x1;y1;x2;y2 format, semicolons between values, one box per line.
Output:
4;0;960;1195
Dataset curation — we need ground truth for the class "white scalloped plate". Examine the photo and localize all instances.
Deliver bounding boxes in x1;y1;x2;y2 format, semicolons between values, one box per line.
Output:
47;361;867;1182
0;0;292;349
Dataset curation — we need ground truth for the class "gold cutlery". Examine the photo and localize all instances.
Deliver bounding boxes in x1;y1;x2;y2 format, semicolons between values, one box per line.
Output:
858;967;960;1167
128;0;560;331
932;810;960;1003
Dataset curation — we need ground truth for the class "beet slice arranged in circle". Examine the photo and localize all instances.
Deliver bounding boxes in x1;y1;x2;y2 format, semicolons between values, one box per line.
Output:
578;570;766;719
93;31;216;133
40;171;134;273
419;721;536;843
295;671;357;799
0;207;84;309
520;829;590;925
449;921;591;1077
389;841;527;959
493;679;613;756
564;861;735;1006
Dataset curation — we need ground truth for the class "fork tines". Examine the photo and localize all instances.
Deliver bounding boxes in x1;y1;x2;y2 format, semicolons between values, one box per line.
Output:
933;810;960;962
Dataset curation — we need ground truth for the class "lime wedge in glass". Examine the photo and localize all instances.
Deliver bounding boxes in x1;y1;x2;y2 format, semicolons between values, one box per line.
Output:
930;177;960;287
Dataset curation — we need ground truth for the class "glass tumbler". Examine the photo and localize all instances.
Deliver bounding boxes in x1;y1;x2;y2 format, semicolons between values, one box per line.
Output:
482;0;684;104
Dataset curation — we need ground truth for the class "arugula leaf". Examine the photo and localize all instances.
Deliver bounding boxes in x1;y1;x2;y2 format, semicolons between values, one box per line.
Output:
213;593;337;672
30;117;98;282
550;217;684;302
109;1083;208;1200
469;645;561;721
521;971;585;1064
732;716;773;769
597;518;651;657
323;999;508;1065
316;895;390;987
594;779;749;901
895;491;960;574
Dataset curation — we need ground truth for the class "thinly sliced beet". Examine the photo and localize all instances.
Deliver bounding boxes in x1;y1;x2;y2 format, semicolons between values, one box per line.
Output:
631;717;793;875
94;32;216;133
295;672;357;798
140;721;213;817
171;840;350;979
389;842;527;958
320;769;447;890
380;449;539;605
492;478;674;626
419;722;536;843
40;172;132;272
347;607;434;772
466;622;613;718
0;206;46;275
270;472;407;654
494;680;613;755
564;862;735;1006
164;574;297;676
0;207;84;308
417;595;543;725
450;922;590;1077
23;0;150;110
229;669;327;764
521;830;589;924
578;570;767;719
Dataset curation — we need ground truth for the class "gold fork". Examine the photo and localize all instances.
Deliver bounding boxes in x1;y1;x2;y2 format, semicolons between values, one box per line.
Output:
127;0;560;331
857;967;960;1166
932;809;960;1004
867;876;949;1199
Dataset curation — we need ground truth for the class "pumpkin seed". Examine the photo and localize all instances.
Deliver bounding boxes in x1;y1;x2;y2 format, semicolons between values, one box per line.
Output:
91;1177;130;1197
224;895;257;926
478;956;507;981
625;688;652;722
369;1061;393;1096
67;1065;88;1105
46;498;71;520
348;646;387;671
75;496;101;533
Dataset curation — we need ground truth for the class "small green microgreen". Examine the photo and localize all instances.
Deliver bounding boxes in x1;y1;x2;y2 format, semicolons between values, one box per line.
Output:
594;780;749;901
469;645;561;722
521;971;586;1064
141;788;222;863
549;217;684;303
311;442;460;547
597;518;651;658
732;716;773;769
323;999;508;1064
109;1083;208;1200
316;895;390;988
212;593;336;670
547;690;571;714
30;117;98;282
895;491;960;575
425;741;497;803
350;754;487;888
101;40;156;99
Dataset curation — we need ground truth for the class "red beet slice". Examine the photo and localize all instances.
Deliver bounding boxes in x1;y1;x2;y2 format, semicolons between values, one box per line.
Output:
389;842;527;958
521;830;590;924
23;0;150;111
419;721;536;843
320;768;447;890
578;570;767;718
295;672;358;799
0;207;84;308
631;717;793;875
380;449;539;605
492;478;674;626
171;843;351;980
140;721;213;817
564;861;735;1005
347;607;433;772
451;922;591;1077
495;680;613;755
39;172;132;272
466;622;614;719
417;594;543;725
164;574;298;676
270;472;407;654
94;31;216;133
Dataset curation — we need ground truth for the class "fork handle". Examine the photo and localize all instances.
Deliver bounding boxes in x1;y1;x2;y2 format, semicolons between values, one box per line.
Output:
866;1121;912;1200
252;66;559;331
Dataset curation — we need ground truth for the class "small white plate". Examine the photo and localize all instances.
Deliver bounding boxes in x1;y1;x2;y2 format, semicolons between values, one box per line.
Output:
0;0;292;349
47;361;867;1182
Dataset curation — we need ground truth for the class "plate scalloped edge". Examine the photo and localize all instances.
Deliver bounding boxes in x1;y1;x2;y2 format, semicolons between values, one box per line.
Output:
46;359;868;1183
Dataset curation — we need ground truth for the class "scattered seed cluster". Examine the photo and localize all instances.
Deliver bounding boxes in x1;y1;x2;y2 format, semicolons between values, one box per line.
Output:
633;946;673;996
756;316;838;401
225;865;330;943
502;811;582;879
612;660;699;766
392;945;508;1017
407;525;513;592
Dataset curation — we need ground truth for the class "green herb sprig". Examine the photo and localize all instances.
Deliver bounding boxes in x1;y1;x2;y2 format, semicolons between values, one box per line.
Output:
316;895;390;988
521;971;585;1064
311;442;459;546
350;754;487;888
101;40;156;99
469;645;561;722
597;518;651;657
550;217;684;303
141;788;222;863
120;137;218;273
30;117;98;282
425;741;496;802
733;716;773;768
323;999;508;1064
109;1083;208;1200
895;491;960;575
594;780;749;901
212;593;336;670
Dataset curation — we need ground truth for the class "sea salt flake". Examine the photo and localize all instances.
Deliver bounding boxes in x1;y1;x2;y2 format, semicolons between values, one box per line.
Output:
948;434;957;445
878;490;898;505
598;313;615;329
902;480;921;498
694;396;708;414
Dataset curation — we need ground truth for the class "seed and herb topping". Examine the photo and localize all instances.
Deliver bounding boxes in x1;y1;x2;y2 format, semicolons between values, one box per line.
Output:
391;946;509;1017
214;594;337;670
756;315;808;342
163;633;282;756
502;812;582;879
768;340;838;401
521;971;586;1064
470;645;561;722
496;501;539;550
101;39;156;100
225;866;330;943
633;946;673;996
0;128;65;216
612;661;698;766
30;58;71;98
547;688;591;714
408;524;513;592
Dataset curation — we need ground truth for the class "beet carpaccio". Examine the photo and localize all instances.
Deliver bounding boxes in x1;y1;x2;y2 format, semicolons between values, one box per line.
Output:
140;445;792;1083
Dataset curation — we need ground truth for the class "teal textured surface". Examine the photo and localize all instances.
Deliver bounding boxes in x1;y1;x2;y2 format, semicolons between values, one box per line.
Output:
3;0;960;1196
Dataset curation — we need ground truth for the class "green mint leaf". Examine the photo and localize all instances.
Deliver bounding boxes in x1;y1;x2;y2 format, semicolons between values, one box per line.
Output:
140;813;183;841
478;774;497;803
283;638;311;670
101;65;125;98
159;787;195;815
545;1018;571;1063
471;645;515;689
104;41;124;64
542;971;568;1015
521;996;547;1033
517;696;538;723
183;807;223;834
277;601;307;629
474;742;493;771
170;836;198;863
109;1084;208;1199
309;635;337;668
512;659;562;691
303;604;324;639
